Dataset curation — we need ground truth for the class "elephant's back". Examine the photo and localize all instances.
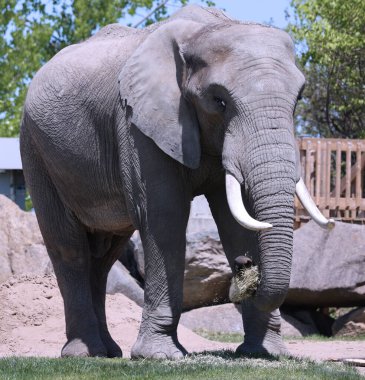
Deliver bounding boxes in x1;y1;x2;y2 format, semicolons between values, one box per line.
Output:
24;30;144;147
22;34;144;233
26;31;143;113
87;23;138;40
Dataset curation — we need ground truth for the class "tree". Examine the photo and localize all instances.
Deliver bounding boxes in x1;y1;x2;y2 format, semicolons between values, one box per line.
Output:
287;0;365;138
0;0;214;137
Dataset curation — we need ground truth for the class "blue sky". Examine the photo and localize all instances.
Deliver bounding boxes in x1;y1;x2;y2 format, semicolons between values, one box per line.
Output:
205;0;291;28
122;0;292;29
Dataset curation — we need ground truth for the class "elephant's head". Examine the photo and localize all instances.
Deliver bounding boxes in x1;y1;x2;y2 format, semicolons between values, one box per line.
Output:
119;10;333;312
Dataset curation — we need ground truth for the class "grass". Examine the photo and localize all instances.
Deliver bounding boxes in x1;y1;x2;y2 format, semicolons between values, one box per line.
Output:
194;329;365;343
284;334;365;342
195;329;243;343
0;352;362;380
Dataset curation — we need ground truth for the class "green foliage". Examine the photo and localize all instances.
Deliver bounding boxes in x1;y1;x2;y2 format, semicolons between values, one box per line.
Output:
195;329;365;343
284;334;365;342
287;0;365;138
25;190;33;211
194;329;244;343
0;355;361;380
0;0;214;137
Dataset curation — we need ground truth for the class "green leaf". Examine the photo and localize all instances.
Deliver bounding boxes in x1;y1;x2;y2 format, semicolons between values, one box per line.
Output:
0;0;215;136
287;0;365;138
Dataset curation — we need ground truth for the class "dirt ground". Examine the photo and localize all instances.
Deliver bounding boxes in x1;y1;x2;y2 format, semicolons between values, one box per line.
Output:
0;274;364;375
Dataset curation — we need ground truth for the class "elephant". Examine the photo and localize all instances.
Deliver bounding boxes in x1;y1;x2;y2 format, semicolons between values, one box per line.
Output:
20;5;334;359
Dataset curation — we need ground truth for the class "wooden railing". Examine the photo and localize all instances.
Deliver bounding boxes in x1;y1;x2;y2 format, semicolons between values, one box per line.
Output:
295;138;365;227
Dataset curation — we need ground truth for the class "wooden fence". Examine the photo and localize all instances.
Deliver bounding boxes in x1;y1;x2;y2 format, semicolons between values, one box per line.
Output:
295;138;365;227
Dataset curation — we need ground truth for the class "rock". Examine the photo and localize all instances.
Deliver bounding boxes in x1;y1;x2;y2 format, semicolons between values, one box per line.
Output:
186;195;217;234
0;195;51;283
180;303;319;338
0;196;145;305
180;303;243;333
0;240;12;283
286;221;365;307
106;261;144;307
183;232;231;310
130;197;231;310
280;309;320;337
280;313;305;337
130;232;145;279
332;307;365;337
131;230;232;311
119;238;144;286
11;243;52;276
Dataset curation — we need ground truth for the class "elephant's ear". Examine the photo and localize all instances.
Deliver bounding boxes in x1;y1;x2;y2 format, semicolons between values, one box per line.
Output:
119;20;202;169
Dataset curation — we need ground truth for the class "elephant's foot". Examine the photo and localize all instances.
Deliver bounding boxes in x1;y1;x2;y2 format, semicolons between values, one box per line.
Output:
239;302;289;357
61;337;108;358
131;333;187;359
236;333;288;357
61;328;122;358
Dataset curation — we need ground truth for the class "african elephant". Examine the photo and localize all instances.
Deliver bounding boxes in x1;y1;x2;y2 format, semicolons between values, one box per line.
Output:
20;5;334;359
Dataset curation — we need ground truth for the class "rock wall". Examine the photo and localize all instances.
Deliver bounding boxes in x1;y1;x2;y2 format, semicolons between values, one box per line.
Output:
2;194;365;338
180;303;322;338
287;220;365;307
0;195;51;282
130;230;231;310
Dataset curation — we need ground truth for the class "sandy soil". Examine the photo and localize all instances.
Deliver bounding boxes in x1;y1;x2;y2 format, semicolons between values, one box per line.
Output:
0;274;228;357
0;274;364;375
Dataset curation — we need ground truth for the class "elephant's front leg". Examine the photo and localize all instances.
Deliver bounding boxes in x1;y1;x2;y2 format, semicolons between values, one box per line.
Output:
132;215;189;359
206;187;288;356
132;189;190;359
237;299;286;356
127;128;191;359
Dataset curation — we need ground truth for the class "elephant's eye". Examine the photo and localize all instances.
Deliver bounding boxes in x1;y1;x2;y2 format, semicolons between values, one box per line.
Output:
214;96;227;112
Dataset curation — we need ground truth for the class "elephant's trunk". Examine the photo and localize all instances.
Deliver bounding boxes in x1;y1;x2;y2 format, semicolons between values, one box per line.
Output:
249;180;295;311
223;117;297;312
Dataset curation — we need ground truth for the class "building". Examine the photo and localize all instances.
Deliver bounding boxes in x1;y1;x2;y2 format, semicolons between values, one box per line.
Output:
0;138;26;210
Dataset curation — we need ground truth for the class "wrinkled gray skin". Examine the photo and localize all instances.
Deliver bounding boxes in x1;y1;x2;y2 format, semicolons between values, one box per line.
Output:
20;5;305;359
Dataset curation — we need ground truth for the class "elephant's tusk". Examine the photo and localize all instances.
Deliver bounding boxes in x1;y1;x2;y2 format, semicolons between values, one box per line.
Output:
225;173;273;231
296;177;335;230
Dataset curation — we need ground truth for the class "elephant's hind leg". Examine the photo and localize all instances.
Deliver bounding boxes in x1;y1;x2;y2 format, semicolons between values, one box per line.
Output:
89;233;133;358
21;132;107;357
36;202;107;357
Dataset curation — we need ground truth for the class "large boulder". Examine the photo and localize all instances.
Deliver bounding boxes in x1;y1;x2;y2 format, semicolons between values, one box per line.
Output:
180;303;320;338
180;303;243;334
0;195;51;283
186;195;217;234
332;307;365;337
183;232;231;310
286;221;365;307
0;196;146;308
106;261;144;307
129;232;145;278
132;230;232;311
119;239;144;286
280;312;319;337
